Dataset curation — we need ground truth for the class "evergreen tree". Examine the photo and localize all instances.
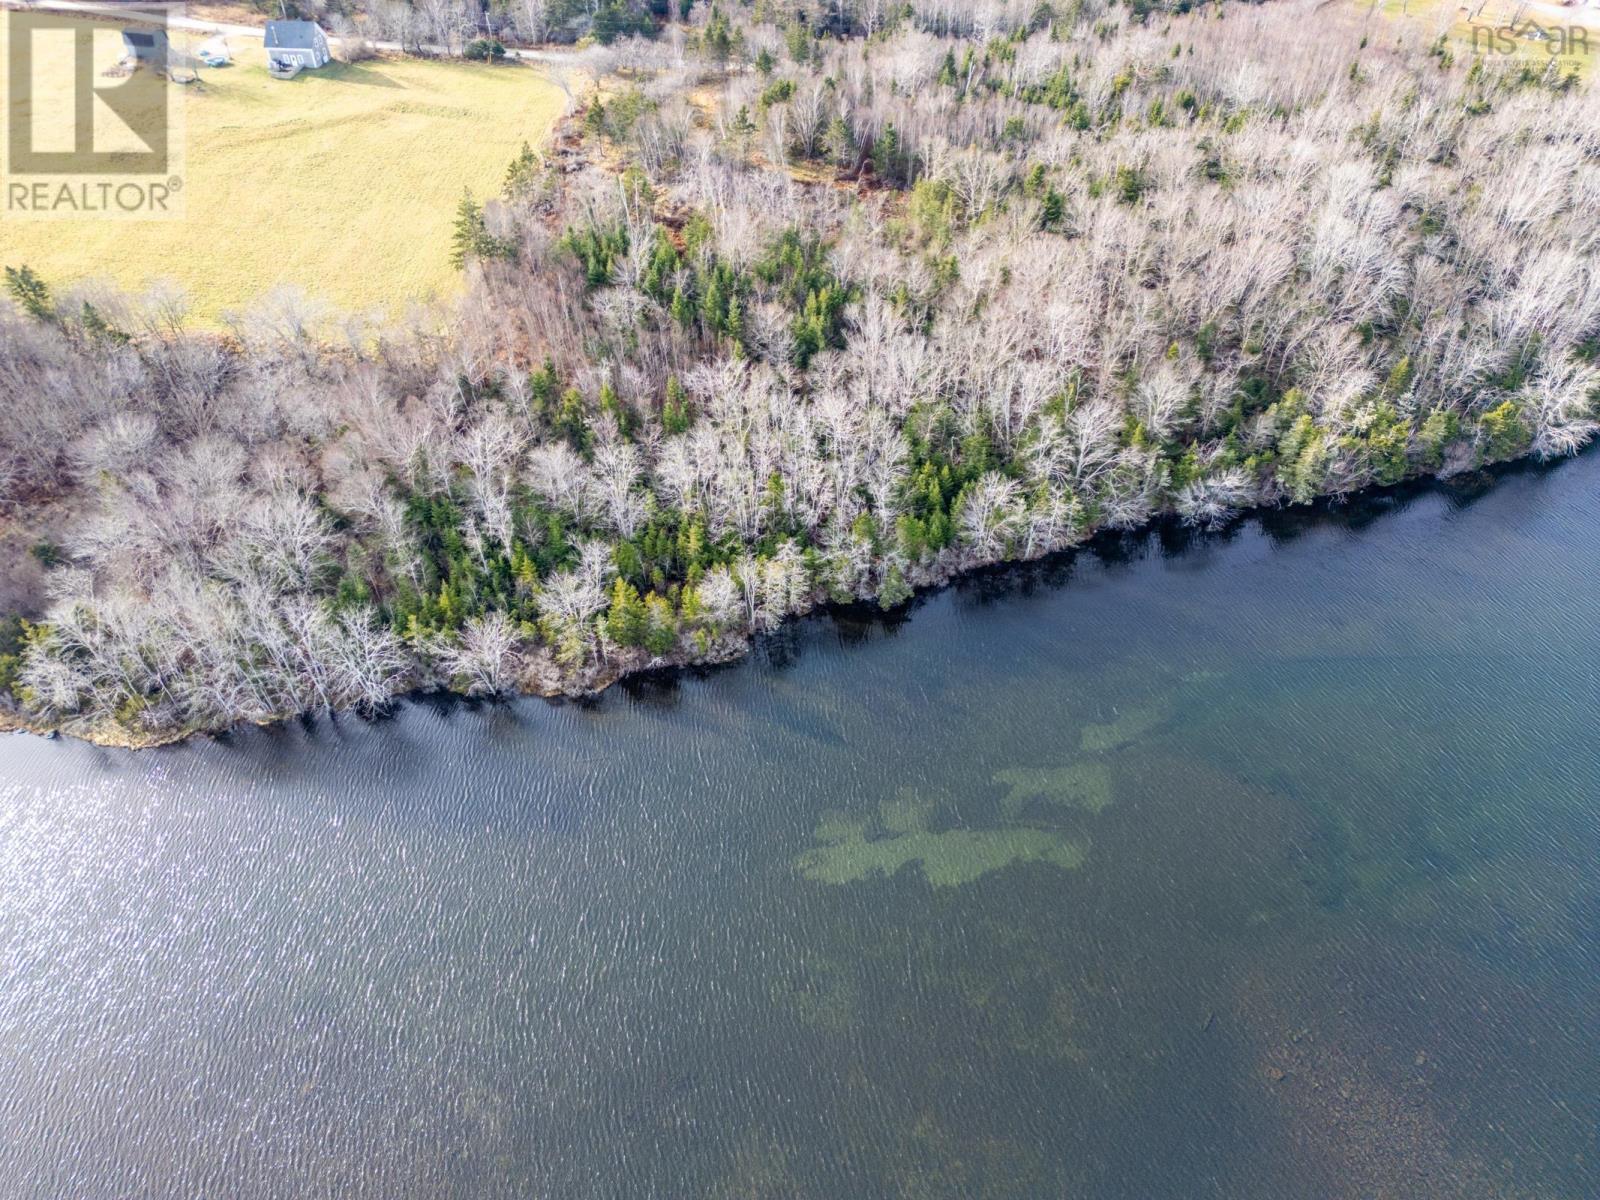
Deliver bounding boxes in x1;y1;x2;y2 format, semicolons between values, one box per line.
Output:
663;376;693;433
451;190;486;269
3;265;52;322
877;562;912;609
701;270;727;332
704;8;734;66
555;387;591;452
670;284;696;331
1479;400;1529;461
528;359;560;422
729;105;757;161
785;20;810;63
599;382;636;439
503;141;542;196
592;0;628;44
450;191;515;268
826;115;856;169
78;301;129;345
606;578;648;646
642;593;678;655
873;122;901;182
1040;186;1065;229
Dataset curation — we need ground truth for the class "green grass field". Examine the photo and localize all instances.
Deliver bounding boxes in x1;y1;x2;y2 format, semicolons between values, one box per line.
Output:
0;21;566;323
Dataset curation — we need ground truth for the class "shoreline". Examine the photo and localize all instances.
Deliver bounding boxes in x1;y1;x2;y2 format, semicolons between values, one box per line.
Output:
6;449;1581;752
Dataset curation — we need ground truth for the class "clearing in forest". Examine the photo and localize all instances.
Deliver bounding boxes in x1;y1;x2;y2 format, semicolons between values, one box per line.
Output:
0;20;566;322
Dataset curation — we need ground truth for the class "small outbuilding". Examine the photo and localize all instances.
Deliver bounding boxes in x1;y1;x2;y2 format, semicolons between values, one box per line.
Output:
120;27;170;71
264;20;331;77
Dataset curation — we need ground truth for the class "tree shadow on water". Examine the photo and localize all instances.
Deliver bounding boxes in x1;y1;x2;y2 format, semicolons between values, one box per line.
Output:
618;667;688;710
827;599;915;644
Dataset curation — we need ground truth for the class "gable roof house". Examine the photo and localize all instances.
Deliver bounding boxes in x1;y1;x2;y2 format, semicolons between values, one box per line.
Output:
264;20;331;78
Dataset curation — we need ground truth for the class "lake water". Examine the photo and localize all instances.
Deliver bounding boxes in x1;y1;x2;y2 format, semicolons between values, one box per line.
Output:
2;454;1597;1200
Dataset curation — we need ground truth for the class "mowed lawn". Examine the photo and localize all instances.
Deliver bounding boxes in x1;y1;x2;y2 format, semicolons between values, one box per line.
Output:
0;23;565;322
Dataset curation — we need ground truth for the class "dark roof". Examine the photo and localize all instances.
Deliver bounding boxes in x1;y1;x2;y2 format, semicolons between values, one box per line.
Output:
264;20;324;50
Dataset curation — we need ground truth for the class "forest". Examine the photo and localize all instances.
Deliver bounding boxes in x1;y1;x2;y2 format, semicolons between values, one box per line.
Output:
2;0;1597;742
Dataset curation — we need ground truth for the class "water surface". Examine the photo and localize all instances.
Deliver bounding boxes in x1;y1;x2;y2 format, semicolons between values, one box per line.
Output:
2;455;1597;1199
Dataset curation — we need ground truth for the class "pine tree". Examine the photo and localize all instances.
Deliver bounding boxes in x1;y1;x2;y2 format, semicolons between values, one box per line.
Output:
606;578;648;647
761;471;787;530
450;190;486;269
599;382;627;434
555;387;590;452
701;271;727;333
78;301;129;344
826;116;855;169
1382;355;1414;399
529;359;560;421
503;141;541;196
676;510;706;570
1040;186;1064;229
642;593;678;655
873;122;901;182
878;562;913;609
785;21;810;63
678;583;704;625
704;9;734;67
663;376;693;434
670;284;696;330
3;265;53;322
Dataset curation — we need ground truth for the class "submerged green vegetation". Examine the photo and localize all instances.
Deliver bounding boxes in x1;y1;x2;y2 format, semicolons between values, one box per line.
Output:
994;762;1115;816
796;787;1094;887
0;0;1596;743
1079;700;1172;754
